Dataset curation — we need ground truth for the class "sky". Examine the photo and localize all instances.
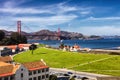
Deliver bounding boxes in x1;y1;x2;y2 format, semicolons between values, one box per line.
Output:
0;0;120;35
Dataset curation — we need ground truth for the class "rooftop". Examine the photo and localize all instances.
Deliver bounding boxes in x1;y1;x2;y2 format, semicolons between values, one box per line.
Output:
0;56;13;62
0;62;20;77
23;61;49;71
0;62;14;77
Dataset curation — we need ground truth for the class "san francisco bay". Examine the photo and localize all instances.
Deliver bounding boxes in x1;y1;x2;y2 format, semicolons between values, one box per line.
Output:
28;38;120;49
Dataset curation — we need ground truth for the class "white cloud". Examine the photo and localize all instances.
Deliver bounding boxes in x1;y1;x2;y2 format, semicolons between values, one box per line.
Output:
0;4;78;15
56;4;78;14
0;25;16;31
0;0;91;16
3;0;31;8
13;14;78;25
80;11;91;15
85;16;120;21
3;0;15;8
0;8;53;14
76;26;120;35
56;3;92;15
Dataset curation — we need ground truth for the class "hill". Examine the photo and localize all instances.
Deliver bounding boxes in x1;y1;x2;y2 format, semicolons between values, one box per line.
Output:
32;30;84;40
1;29;102;40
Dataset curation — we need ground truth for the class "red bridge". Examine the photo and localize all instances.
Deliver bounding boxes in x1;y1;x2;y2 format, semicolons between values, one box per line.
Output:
6;21;61;40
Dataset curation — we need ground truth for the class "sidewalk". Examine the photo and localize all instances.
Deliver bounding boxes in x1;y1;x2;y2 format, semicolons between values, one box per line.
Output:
50;68;111;79
91;49;120;54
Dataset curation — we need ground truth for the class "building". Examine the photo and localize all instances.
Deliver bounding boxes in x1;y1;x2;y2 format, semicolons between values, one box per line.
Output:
0;48;12;56
0;56;13;63
23;61;49;80
0;57;49;80
18;44;31;51
0;61;19;80
0;44;31;56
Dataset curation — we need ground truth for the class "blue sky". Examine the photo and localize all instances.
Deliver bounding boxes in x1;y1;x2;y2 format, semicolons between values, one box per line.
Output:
0;0;120;35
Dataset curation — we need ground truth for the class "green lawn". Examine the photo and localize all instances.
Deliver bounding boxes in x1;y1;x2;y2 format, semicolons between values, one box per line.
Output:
13;47;120;76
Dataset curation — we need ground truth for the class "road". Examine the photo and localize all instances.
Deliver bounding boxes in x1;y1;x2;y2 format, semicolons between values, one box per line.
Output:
50;68;111;80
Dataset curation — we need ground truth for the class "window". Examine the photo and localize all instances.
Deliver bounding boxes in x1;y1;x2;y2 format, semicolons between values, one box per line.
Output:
42;69;44;72
46;74;49;78
4;77;8;80
38;76;41;80
21;73;23;77
29;71;32;75
29;78;32;80
33;70;36;74
46;68;49;72
21;69;23;71
33;77;36;80
42;75;45;79
10;75;14;80
38;70;41;73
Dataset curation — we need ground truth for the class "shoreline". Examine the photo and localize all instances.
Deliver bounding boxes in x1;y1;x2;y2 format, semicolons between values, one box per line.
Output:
48;45;120;55
90;49;120;55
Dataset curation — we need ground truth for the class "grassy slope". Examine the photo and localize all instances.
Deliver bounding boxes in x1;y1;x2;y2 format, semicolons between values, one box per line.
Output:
13;48;120;76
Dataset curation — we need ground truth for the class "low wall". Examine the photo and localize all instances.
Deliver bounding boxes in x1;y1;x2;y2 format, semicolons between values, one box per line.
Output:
90;49;120;55
97;77;120;80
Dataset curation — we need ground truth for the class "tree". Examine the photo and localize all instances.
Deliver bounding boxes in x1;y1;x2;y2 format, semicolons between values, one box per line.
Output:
10;32;27;44
29;44;37;54
0;30;5;41
20;35;27;43
0;37;12;45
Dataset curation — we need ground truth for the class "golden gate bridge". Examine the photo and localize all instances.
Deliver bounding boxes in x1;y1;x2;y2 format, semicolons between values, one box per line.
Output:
6;21;61;40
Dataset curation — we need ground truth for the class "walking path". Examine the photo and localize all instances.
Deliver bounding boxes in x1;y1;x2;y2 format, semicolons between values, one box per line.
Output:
91;49;120;53
50;68;111;80
68;55;118;69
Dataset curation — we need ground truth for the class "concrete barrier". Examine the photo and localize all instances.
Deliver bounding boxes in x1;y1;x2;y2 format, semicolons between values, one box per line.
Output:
97;77;120;80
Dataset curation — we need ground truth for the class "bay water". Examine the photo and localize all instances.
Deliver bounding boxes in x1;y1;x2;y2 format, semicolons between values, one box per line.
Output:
28;38;120;49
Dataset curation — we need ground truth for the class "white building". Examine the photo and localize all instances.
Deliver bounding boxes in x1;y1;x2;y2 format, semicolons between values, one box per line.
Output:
0;56;49;80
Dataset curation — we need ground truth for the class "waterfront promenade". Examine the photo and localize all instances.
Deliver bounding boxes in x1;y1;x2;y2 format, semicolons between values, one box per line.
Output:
91;49;120;54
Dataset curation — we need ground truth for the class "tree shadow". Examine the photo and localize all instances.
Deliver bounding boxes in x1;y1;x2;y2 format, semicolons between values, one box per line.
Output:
36;52;47;54
41;52;47;54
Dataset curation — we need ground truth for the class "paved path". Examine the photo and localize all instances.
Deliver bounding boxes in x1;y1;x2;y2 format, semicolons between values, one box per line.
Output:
50;68;111;80
91;49;120;53
68;55;118;69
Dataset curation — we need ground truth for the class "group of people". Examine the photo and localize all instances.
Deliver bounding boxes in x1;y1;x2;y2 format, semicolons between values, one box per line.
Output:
63;44;81;52
59;43;81;52
59;43;91;52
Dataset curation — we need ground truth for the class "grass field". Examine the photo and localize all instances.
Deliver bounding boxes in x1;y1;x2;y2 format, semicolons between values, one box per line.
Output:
13;47;120;76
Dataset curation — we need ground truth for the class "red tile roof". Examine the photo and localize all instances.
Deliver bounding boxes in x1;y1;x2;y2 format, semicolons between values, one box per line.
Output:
0;72;13;77
6;45;17;50
0;62;20;77
23;61;49;71
18;44;31;48
0;62;14;77
0;56;13;62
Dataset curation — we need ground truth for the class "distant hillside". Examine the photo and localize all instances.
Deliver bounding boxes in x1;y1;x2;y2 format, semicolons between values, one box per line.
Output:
1;29;102;40
1;30;28;36
31;29;84;40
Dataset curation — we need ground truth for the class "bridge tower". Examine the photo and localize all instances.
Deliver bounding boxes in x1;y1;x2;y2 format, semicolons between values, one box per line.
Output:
17;21;21;34
57;28;61;40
